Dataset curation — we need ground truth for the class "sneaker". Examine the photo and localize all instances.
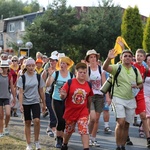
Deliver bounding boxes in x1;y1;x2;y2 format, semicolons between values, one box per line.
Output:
121;146;126;150
126;136;133;145
147;138;150;148
0;133;4;138
104;127;112;134
55;137;63;148
46;128;55;137
13;112;18;117
92;141;100;147
139;129;145;138
116;147;121;150
89;140;93;146
4;128;9;135
26;144;33;150
61;144;68;150
35;142;41;150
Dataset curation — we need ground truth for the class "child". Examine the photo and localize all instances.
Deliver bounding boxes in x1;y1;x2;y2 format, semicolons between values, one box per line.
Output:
132;49;150;147
60;62;94;150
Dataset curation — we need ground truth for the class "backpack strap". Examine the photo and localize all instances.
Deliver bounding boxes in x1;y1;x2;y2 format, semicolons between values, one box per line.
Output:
110;64;122;98
131;65;138;84
36;74;41;89
69;72;74;78
87;81;92;89
21;74;25;90
54;71;59;82
88;65;101;76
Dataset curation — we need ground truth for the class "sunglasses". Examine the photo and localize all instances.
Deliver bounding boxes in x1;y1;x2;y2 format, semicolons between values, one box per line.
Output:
124;55;132;58
12;60;18;62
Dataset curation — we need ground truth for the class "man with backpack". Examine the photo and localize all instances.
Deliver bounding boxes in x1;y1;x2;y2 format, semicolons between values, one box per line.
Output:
103;49;143;150
60;62;94;150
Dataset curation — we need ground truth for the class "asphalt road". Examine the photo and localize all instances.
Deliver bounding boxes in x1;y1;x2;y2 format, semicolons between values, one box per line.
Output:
9;109;149;150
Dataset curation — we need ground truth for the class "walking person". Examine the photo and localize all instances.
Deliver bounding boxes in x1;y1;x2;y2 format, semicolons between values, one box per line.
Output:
103;49;143;150
46;56;74;148
42;54;58;137
132;49;150;145
0;60;16;137
17;57;46;150
85;49;106;147
9;55;20;117
60;62;94;150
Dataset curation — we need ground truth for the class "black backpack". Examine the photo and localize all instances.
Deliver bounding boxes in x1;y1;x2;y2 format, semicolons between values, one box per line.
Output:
21;74;41;90
49;71;73;98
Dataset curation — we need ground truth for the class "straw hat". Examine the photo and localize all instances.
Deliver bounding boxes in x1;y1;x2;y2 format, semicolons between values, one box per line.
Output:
85;49;100;62
56;56;74;70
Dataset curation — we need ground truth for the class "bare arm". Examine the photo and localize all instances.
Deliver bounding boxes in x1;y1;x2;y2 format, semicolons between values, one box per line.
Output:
41;70;48;82
103;49;116;73
39;87;46;113
10;77;16;106
87;96;92;113
18;87;24;112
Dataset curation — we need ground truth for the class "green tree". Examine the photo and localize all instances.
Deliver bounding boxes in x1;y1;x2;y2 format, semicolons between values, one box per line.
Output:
24;0;79;59
0;0;40;18
121;6;143;54
143;17;150;53
78;0;122;60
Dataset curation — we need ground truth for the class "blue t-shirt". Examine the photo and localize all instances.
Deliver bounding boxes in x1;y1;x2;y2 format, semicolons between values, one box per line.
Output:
52;71;74;100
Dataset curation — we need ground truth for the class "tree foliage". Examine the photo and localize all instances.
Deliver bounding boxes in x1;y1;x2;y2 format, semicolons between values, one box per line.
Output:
121;6;143;54
0;0;40;19
24;0;122;62
143;17;150;53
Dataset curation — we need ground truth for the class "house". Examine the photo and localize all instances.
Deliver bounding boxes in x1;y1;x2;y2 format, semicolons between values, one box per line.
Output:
0;11;44;50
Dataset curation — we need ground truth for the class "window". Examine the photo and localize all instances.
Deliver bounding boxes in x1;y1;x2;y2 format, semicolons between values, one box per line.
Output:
9;23;15;32
21;21;25;31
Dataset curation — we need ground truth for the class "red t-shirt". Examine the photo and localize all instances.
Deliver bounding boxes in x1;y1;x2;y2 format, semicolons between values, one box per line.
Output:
62;78;93;121
132;62;146;99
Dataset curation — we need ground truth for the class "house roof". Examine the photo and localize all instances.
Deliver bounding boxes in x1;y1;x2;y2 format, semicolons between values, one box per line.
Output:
4;11;44;22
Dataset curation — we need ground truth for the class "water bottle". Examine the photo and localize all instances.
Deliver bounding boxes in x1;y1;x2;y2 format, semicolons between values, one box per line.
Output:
100;75;112;94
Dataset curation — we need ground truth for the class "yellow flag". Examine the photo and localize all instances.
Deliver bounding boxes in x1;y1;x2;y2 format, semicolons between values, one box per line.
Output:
111;36;130;64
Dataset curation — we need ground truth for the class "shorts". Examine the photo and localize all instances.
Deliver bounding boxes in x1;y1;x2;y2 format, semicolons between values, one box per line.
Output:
112;97;136;124
145;96;150;118
91;94;104;113
0;99;9;106
64;116;89;135
23;103;41;121
135;95;146;115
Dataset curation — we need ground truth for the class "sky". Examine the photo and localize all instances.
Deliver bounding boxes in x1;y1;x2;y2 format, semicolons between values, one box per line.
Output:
24;0;150;17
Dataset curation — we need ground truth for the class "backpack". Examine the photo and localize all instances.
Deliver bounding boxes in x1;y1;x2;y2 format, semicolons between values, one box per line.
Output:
100;64;138;98
88;65;101;76
21;74;41;90
49;71;74;98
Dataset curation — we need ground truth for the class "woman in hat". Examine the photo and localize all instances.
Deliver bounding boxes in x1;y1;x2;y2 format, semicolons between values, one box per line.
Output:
0;60;16;137
17;57;46;150
46;56;74;148
85;49;109;147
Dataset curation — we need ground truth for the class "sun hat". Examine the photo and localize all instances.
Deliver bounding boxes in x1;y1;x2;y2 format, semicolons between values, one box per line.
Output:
25;57;35;66
85;49;100;62
58;53;65;59
51;51;58;56
121;49;133;56
0;60;9;67
11;55;18;61
75;62;87;70
49;55;58;60
56;56;74;70
36;58;43;63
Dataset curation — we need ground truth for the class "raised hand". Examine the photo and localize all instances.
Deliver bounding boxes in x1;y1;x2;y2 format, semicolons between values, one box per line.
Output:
108;49;117;59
